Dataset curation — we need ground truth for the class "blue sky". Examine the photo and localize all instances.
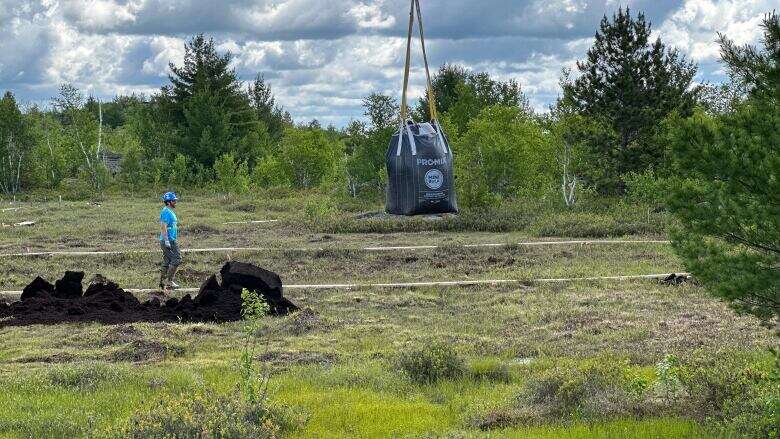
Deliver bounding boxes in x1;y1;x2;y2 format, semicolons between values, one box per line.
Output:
0;0;774;126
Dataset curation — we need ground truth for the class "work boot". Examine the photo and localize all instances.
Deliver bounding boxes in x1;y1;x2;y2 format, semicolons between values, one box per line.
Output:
166;266;180;290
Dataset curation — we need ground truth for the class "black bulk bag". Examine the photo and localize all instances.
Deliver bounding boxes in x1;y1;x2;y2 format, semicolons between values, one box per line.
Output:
384;0;458;216
386;122;458;215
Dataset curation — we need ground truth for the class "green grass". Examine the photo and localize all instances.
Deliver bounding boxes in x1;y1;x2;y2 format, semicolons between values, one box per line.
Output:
0;360;707;439
0;193;773;438
0;192;667;255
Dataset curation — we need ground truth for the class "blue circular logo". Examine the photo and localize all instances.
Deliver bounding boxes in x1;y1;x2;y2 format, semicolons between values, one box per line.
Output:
424;169;444;190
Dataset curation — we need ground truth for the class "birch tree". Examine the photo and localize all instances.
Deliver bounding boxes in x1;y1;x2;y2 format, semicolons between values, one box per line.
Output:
0;92;30;194
52;84;106;190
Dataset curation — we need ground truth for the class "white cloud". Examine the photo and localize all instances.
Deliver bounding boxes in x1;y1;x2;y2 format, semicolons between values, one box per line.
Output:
142;36;185;76
60;0;140;30
0;0;775;124
658;0;772;62
349;2;396;30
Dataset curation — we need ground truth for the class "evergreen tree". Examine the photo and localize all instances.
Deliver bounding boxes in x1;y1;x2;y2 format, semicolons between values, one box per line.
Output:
126;94;179;161
416;64;469;120
667;13;779;321
248;74;285;140
164;35;255;167
563;8;698;192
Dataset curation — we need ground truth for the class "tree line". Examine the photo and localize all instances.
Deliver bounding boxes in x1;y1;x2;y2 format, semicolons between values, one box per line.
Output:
0;9;744;201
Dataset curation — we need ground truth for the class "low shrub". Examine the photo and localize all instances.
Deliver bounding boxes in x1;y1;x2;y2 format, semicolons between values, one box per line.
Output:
472;351;779;436
303;198;340;230
623;168;669;208
47;363;126;390
398;342;465;384
226;201;257;212
468;358;512;383
118;389;301;439
510;357;661;426
528;212;660;238
676;350;779;439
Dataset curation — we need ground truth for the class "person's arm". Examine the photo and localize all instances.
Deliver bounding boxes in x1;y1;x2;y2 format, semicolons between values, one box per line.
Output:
160;220;171;248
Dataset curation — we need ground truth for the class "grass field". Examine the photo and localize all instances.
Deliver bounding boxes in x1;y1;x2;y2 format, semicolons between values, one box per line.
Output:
0;193;776;438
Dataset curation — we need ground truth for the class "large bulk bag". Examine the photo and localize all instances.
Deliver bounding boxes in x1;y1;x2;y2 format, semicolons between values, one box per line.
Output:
385;0;457;215
386;122;458;215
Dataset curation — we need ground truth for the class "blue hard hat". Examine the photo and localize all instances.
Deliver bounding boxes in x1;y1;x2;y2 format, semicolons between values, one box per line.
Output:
162;192;178;202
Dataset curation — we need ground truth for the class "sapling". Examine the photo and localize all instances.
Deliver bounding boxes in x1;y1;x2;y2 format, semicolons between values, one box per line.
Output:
239;288;271;405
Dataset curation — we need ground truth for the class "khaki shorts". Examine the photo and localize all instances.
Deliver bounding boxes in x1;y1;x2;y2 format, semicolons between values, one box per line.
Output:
160;240;182;268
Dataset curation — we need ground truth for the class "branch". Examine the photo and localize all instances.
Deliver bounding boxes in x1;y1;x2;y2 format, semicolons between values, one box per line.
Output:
724;232;780;254
96;99;103;162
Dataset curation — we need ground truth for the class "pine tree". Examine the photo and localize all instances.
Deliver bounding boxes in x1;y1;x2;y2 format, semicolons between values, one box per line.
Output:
563;8;698;192
164;35;255;167
667;13;779;321
248;74;285;140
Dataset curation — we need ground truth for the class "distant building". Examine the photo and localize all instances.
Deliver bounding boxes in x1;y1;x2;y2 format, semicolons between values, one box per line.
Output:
99;150;123;174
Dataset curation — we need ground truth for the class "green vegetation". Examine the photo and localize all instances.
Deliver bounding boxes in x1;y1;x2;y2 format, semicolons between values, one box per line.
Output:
1;6;777;439
560;8;698;194
667;13;779;321
0;193;775;438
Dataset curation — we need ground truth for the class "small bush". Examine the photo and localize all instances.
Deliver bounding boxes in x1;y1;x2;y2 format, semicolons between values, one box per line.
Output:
623;168;669;208
57;177;97;200
515;358;651;424
398;342;465;384
300;197;342;233
213;153;250;195
468;358;511;383
676;350;779;439
227;201;257;212
252;156;290;189
47;363;125;390
118;389;300;439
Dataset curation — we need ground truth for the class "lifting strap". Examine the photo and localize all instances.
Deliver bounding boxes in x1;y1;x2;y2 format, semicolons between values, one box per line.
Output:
414;0;448;154
414;0;438;122
399;0;415;125
397;0;446;155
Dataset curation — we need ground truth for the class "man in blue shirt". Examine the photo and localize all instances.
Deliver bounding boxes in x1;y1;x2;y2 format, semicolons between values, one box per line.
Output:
159;192;182;291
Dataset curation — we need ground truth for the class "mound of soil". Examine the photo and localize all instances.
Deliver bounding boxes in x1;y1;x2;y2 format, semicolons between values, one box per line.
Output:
660;273;691;285
0;262;298;326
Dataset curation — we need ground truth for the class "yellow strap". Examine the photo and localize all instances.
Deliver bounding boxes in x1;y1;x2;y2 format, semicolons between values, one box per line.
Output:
414;0;438;121
399;0;415;124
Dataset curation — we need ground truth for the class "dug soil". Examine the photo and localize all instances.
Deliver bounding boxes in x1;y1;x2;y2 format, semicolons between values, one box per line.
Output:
0;262;298;326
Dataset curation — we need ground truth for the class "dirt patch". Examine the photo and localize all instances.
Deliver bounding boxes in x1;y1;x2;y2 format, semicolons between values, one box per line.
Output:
101;325;145;346
282;308;327;335
184;223;219;235
308;234;335;243
227;202;257;212
355;211;455;221
0;261;298;326
14;352;77;364
110;339;187;362
189;324;215;335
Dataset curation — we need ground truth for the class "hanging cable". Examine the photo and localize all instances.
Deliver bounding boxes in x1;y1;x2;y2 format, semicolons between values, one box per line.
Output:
414;0;438;122
399;0;415;124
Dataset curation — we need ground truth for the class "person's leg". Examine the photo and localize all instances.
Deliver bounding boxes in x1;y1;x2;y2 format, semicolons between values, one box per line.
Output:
160;240;172;289
165;241;183;289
